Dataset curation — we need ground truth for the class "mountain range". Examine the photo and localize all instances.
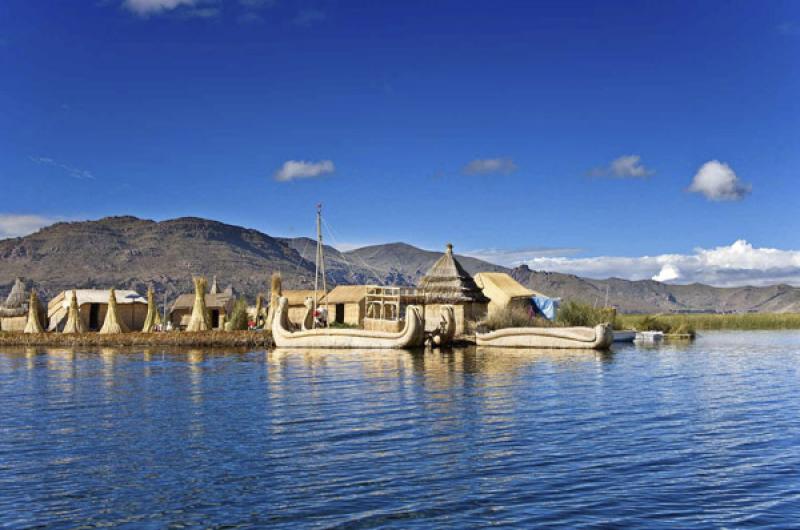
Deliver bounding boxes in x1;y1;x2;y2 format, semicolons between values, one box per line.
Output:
2;216;800;313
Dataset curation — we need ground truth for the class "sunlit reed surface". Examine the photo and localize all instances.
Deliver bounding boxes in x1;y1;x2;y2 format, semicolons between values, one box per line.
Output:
1;332;800;527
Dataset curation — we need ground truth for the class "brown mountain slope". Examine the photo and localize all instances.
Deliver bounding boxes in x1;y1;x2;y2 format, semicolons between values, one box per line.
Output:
0;216;319;299
2;215;800;313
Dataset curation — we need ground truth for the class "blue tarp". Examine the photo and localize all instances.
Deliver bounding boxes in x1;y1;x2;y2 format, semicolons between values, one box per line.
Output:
532;296;560;321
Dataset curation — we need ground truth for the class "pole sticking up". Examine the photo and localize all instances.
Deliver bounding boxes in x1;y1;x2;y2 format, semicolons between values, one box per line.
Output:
313;203;328;328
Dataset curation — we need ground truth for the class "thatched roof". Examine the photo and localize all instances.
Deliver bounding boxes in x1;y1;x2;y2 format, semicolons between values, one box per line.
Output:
2;277;27;311
282;290;325;306
418;244;489;304
170;292;234;313
474;272;537;299
325;285;369;304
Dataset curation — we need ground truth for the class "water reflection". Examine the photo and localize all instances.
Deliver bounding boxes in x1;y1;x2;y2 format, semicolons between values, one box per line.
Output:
2;333;800;528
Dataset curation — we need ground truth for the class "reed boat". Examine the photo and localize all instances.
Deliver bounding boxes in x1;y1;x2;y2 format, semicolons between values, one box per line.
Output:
476;323;613;350
272;297;425;349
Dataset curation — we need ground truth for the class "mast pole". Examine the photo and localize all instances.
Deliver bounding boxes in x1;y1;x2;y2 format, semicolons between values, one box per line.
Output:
318;204;328;327
314;204;320;328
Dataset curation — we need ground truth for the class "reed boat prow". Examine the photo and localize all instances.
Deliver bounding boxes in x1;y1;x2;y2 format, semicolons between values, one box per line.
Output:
272;297;424;349
475;323;613;350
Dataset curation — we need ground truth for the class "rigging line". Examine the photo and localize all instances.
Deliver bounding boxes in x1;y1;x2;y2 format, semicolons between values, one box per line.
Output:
321;217;386;286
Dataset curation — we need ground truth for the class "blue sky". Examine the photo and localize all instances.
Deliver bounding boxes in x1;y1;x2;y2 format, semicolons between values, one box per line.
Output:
1;0;799;285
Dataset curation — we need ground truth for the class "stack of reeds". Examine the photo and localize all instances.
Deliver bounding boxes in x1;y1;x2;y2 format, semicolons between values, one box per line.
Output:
63;290;84;334
23;290;44;334
266;272;282;329
99;288;128;334
142;287;158;333
187;277;211;332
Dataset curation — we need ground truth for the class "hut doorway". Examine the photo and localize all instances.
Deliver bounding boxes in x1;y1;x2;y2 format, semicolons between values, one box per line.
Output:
89;303;100;331
210;309;220;329
335;304;344;324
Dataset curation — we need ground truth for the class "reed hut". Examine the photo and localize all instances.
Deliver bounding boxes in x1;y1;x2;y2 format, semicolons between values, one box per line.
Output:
0;277;29;332
48;289;147;332
418;244;488;335
326;285;369;326
169;278;234;330
474;272;536;318
99;288;129;334
281;290;325;325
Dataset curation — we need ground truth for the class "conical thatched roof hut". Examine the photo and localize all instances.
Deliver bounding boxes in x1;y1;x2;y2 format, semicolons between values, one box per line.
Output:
99;288;129;334
23;290;44;334
417;244;488;335
4;277;27;309
418;244;489;304
1;277;28;319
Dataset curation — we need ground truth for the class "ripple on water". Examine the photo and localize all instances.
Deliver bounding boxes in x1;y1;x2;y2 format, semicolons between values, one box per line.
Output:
1;334;800;528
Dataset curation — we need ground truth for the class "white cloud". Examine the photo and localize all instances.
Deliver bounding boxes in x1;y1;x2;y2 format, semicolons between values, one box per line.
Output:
463;158;517;176
123;0;199;16
0;214;57;239
30;156;95;180
520;240;800;287
689;160;751;201
590;154;653;178
464;247;584;266
274;160;335;182
652;263;681;282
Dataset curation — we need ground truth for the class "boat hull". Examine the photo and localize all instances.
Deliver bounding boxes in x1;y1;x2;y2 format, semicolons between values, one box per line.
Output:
476;323;613;350
272;297;424;349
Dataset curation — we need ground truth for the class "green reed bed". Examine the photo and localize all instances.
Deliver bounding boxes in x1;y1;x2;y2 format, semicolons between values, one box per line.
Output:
617;312;800;332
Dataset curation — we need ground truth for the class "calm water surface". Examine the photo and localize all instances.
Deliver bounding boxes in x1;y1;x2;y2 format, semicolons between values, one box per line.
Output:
2;332;800;528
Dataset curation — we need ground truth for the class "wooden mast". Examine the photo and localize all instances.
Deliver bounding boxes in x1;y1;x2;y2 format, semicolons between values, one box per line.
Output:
313;203;328;328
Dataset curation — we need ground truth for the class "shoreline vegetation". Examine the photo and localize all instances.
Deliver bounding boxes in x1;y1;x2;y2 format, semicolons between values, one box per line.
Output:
0;330;272;348
617;312;800;332
485;301;800;338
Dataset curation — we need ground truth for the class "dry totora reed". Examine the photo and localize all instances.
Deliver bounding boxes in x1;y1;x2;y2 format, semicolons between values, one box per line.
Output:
23;290;44;334
187;277;211;332
99;288;128;334
63;290;84;334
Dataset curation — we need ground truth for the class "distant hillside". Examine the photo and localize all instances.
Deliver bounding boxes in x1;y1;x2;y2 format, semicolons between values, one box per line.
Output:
2;215;800;313
511;265;800;313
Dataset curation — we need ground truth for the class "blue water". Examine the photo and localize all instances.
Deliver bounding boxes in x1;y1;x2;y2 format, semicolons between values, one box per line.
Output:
2;332;800;528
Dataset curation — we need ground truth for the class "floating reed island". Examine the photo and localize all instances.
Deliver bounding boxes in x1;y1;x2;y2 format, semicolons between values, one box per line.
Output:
0;275;273;348
0;236;659;351
0;205;688;349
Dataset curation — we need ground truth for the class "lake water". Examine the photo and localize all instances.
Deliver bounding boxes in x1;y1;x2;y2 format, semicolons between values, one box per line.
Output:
1;332;800;528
